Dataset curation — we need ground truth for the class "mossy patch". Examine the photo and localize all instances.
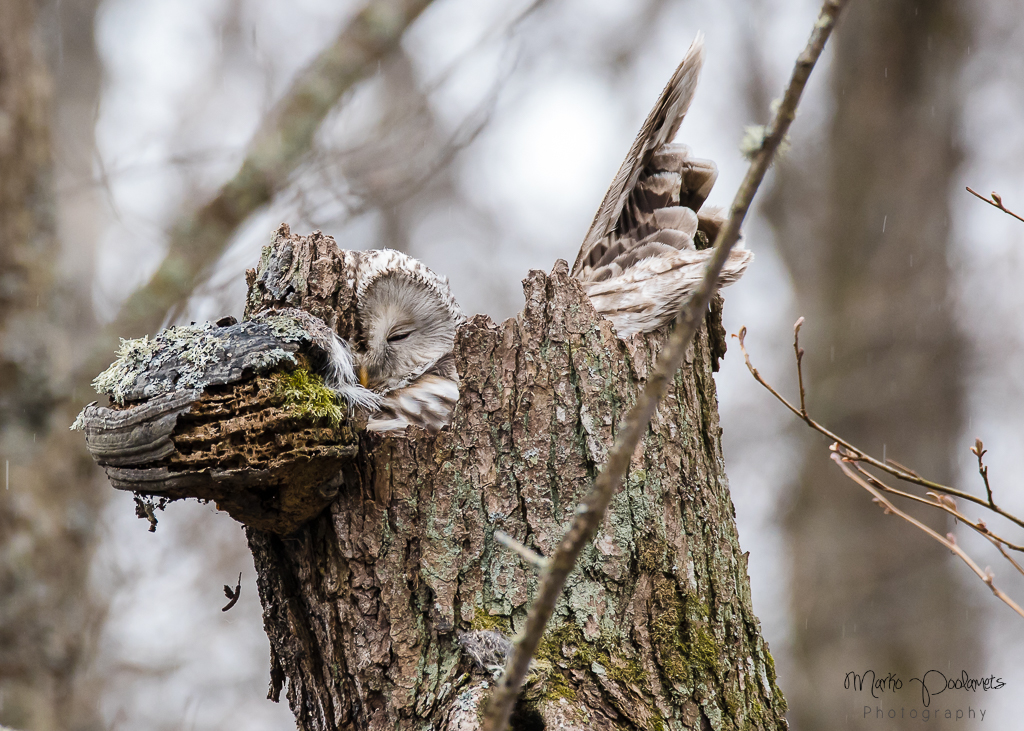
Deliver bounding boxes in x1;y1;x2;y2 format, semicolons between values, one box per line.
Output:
638;536;670;573
470;606;512;635
529;623;663;728
273;367;344;427
649;578;721;691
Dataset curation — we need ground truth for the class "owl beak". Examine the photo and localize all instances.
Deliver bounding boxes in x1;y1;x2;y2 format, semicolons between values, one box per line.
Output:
358;364;370;388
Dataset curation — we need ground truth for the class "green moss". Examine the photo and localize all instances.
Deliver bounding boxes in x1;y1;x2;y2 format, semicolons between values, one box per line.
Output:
764;649;777;682
725;691;740;719
741;700;771;731
605;655;647;687
531;624;659;724
648;578;723;693
528;624;596;705
273;367;344;427
534;623;595;669
638;536;669;573
470;607;511;634
690;626;719;675
533;665;579;702
649;578;686;682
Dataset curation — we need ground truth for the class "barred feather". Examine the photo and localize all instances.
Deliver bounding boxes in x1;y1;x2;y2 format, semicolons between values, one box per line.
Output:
366;373;459;433
571;33;752;336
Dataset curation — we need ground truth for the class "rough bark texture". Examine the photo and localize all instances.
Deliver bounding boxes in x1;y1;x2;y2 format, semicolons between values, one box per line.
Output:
243;230;786;730
760;1;977;728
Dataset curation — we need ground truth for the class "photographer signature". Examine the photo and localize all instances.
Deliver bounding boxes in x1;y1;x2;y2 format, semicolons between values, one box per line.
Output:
845;669;1004;707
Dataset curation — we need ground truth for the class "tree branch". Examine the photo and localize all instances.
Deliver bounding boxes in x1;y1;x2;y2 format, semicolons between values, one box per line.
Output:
832;452;1024;620
839;456;1024;555
966;186;1024;224
739;319;1024;618
480;2;850;728
736;321;1024;531
105;0;436;345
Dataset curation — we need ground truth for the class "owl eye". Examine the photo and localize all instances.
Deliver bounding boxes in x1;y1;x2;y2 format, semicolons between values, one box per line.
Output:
387;330;412;343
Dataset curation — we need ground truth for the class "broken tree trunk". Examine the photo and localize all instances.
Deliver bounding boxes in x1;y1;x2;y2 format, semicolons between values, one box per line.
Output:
244;229;785;730
81;226;787;730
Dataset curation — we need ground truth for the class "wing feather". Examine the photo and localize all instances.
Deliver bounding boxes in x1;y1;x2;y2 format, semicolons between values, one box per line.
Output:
572;33;706;277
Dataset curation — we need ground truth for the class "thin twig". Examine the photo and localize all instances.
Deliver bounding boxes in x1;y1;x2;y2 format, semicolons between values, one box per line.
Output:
884;457;920;478
832;453;1024;620
494;531;549;571
480;3;850;728
966;186;1024;224
986;533;1024;579
735;324;1024;531
971;438;996;507
793;316;807;417
222;573;242;612
838;450;1024;555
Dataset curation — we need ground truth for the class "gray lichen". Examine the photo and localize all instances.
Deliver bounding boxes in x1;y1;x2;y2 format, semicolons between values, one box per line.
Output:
69;408;88;432
90;314;316;405
259;313;314;342
92;335;163;404
244;347;296;373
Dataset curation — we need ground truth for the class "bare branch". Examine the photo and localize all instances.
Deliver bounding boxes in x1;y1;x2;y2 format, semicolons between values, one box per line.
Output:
740;318;1024;615
736;323;1024;531
832;452;1024;620
481;2;850;728
839;451;1024;555
986;533;1024;580
106;0;437;344
966;186;1024;224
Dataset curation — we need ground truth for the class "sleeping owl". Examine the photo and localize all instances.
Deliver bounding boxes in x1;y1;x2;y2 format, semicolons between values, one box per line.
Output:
339;34;751;433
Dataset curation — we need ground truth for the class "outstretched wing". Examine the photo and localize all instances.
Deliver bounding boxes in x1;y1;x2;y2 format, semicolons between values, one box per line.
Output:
571;33;717;281
572;33;753;338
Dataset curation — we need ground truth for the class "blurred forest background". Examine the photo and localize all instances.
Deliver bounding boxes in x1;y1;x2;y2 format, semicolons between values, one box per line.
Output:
2;0;1024;729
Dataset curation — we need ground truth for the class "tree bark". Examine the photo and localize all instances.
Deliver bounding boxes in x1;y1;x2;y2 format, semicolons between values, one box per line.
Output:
242;229;787;730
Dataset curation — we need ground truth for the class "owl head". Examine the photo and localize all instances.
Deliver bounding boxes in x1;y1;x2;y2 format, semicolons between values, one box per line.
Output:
355;249;465;393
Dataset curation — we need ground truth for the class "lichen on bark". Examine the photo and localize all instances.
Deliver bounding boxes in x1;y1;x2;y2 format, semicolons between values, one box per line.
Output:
77;309;365;534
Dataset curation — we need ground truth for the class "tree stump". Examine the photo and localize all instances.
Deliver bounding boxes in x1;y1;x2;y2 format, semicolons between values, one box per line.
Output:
81;226;787;730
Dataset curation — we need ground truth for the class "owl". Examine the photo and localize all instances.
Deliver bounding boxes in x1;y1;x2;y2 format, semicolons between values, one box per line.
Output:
339;34;751;433
351;248;464;432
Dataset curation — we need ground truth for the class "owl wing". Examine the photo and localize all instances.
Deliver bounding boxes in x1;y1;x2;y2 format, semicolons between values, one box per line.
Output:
583;238;753;337
571;33;753;338
572;33;711;279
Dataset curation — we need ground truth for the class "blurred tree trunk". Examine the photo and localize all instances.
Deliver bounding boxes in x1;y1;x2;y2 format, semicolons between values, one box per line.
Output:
762;2;976;728
243;232;787;730
0;0;106;728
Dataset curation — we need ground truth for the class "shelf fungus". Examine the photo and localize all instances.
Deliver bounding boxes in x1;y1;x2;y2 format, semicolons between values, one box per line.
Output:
75;308;364;534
